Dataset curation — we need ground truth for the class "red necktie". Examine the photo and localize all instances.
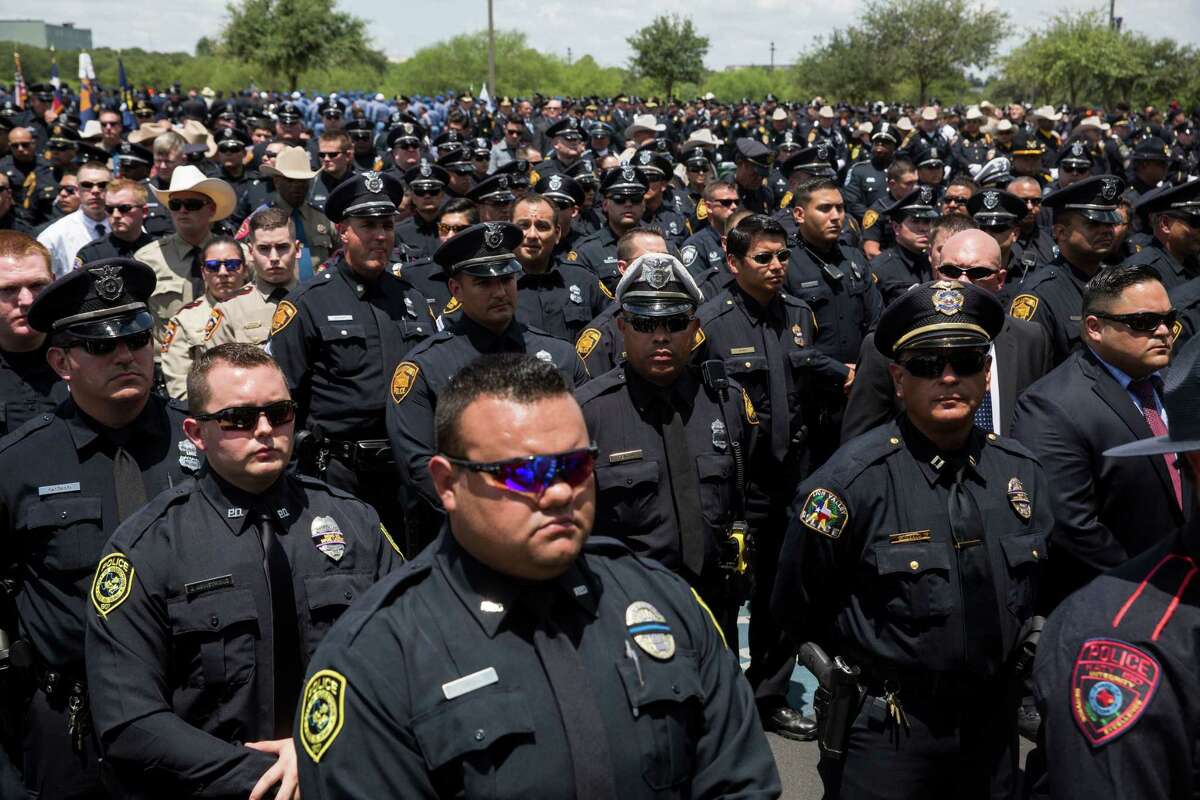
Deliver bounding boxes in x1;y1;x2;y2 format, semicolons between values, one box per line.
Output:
1130;378;1182;509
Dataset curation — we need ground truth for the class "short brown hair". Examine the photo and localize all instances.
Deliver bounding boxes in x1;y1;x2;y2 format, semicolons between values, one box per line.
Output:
248;207;294;239
319;130;351;150
0;231;53;277
105;178;148;204
188;343;286;413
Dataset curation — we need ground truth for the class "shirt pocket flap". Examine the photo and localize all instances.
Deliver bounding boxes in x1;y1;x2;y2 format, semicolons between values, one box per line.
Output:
20;496;102;529
1000;533;1046;568
615;649;704;712
725;355;769;376
413;688;534;770
169;588;258;635
595;460;660;489
874;542;951;576
317;324;366;341
305;572;371;612
695;453;733;481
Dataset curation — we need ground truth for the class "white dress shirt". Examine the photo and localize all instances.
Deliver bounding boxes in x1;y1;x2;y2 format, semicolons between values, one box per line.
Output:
37;209;110;277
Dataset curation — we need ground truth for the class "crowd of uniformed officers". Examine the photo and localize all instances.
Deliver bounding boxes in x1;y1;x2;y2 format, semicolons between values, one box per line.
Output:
0;83;1198;799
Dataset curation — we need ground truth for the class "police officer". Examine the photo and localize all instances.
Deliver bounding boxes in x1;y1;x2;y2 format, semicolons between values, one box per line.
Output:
386;222;585;519
310;130;358;214
733;137;774;214
774;279;1052;799
772;144;839;239
537;117;588;181
951;106;995;176
1009;175;1126;365
466;173;517;223
395;160;447;258
0;126;56;227
633;150;691;247
1126;136;1172;210
85;343;402;797
861;158;919;260
249;147;335;279
872;186;941;306
967;187;1037;285
1008;175;1058;266
297;353;782;798
535;172;590;258
577;254;756;635
76;179;158;265
844;124;901;221
1031;332;1200;799
0;258;196;798
680;178;739;293
212;127;262;207
570;165;650;294
269;171;435;539
1055;139;1096;190
0;232;64;435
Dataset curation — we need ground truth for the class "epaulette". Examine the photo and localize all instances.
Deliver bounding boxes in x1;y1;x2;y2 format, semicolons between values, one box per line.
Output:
574;365;625;404
1019;266;1058;291
697;288;736;323
0;410;56;453
232;283;254;297
584;534;634;557
981;431;1039;462
119;480;197;550
828;425;909;487
292;471;373;506
180;297;207;310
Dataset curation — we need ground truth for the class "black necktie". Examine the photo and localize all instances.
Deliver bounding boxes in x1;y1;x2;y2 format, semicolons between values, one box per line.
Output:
659;397;706;575
947;464;1002;673
188;246;203;282
112;446;147;522
268;286;289;303
760;312;791;461
524;588;617;800
256;512;302;737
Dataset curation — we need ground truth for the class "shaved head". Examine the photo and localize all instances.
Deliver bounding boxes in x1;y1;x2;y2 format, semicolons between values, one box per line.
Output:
936;230;1005;293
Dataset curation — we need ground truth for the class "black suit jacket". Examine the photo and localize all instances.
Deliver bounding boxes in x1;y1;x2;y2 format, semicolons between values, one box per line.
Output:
841;315;1053;442
1009;347;1190;605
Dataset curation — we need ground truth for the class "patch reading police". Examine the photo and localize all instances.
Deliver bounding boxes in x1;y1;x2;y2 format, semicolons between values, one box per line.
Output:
1007;477;1032;520
91;552;135;619
799;488;849;538
301;669;347;763
203;307;224;341
576;328;601;359
1009;294;1039;321
626;601;676;660
271;300;298;335
311;515;347;561
1070;638;1160;747
681;245;698;267
160;319;178;353
390;361;419;403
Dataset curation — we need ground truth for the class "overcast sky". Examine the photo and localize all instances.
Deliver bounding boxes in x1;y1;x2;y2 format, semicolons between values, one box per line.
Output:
18;0;1199;69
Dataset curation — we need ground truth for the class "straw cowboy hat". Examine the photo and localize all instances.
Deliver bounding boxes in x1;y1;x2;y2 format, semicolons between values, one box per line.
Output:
150;165;237;221
127;120;172;146
259;146;321;180
174;119;218;158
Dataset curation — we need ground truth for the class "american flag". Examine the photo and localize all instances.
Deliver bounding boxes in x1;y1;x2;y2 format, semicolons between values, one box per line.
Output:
12;51;26;109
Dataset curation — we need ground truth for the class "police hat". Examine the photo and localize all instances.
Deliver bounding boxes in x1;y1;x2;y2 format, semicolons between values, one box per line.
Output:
910;142;946;168
434;222;524;279
325;171;404;223
1043;175;1124;224
214;127;252;151
1057;138;1094;169
76;142;111;164
318;98;347;117
975;156;1013;188
871;123;901;146
209;101;238;122
682;147;711;169
1009;130;1044;157
588;122;615;139
1105;332;1200;457
1134;178;1200;224
615;253;704;317
538;172;584;206
887;185;942;220
545;117;583;140
47;124;80;146
436;148;475;175
780;144;837;179
275;101;302;123
1132;136;1172;162
469;137;492;157
600;165;649;197
433;130;466;150
495;158;533;190
735;137;772;176
29;83;54;102
386;122;424;148
874;279;1005;359
29;258;156;339
775;131;802;153
467;173;517;205
967;188;1026;226
344;118;374;138
565;158;598;187
115;141;153;165
632;149;672;180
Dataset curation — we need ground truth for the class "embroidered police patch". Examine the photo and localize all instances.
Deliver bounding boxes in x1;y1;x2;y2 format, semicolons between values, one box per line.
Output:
1071;638;1160;747
862;209;879;229
576;328;601;359
91;553;135;619
203;308;224;341
1009;294;1039;321
301;669;347;762
626;601;675;660
390;362;419;404
799;487;849;538
270;300;298;335
1007;477;1032;520
442;296;462;315
741;388;759;425
160;319;178;353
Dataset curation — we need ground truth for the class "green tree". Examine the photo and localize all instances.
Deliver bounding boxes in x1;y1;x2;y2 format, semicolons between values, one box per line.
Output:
626;14;709;101
794;28;892;102
221;0;386;91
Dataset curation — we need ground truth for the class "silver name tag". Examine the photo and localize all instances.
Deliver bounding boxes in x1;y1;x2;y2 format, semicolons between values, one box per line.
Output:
327;314;354;322
442;667;499;700
38;482;81;496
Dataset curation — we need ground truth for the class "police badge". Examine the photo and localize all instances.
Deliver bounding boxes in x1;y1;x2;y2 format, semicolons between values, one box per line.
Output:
92;265;125;301
483;222;505;250
931;281;964;316
548;174;563;191
983;190;1000;210
569;284;582;304
816;144;829;162
621;166;637;182
638;150;652;165
626;601;676;660
311;516;347;561
1071;141;1085;157
642;256;673;289
363;171;383;193
419;162;432;178
711;419;728;451
919;185;934;205
1101;177;1120;200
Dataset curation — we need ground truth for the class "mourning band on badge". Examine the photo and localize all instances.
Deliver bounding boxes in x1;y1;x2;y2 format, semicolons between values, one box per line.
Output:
576;328;601;360
311;515;346;561
271;300;298;335
1070;638;1160;747
1007;477;1032;520
91;552;135;619
301;669;348;762
390;361;420;404
626;601;675;660
799;487;849;538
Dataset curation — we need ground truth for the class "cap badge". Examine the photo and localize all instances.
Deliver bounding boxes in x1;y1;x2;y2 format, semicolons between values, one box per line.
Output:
983;191;1000;210
816;144;828;161
626;601;675;660
642;256;673;289
419;163;432;178
932;286;965;316
919;186;934;205
363;171;383;194
92;265;125;302
548;175;563;191
1071;141;1085;156
483;223;505;250
711;419;728;451
621;166;637;182
1101;177;1120;200
497;175;509;189
638;150;652;165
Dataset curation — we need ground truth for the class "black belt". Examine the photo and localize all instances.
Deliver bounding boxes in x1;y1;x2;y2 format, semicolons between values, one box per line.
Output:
27;656;91;751
325;438;394;471
857;662;992;700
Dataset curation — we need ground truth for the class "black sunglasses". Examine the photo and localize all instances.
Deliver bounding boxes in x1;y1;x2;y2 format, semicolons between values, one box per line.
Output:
105;203;143;214
59;185;79;195
169;198;210;212
63;330;153;356
412;187;442;198
193;400;298;431
609;194;643;205
446;445;598;495
626;313;694;334
203;258;244;273
1091;310;1177;333
709;198;738;208
899;350;989;379
79;180;109;191
748;249;790;265
939;264;998;281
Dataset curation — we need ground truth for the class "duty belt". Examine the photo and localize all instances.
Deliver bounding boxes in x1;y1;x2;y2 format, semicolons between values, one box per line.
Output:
325;438;395;472
29;657;91;752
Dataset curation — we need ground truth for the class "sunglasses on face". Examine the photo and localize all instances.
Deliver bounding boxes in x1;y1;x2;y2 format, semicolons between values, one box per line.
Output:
59;185;79;195
710;197;738;208
9;142;34;149
63;330;153;356
977;222;1014;233
319;151;346;160
446;445;598;495
193;400;298;431
1091;310;1177;333
203;258;244;273
105;203;143;214
626;313;694;334
609;194;643;205
438;223;470;236
938;264;998;281
1060;165;1090;174
79;181;109;192
169;198;210;212
412;187;442;198
899;349;989;379
748;249;790;265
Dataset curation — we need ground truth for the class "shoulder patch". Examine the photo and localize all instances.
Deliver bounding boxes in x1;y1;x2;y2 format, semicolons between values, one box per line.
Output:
576;328;602;360
741;388;759;425
695;198;708;220
799;487;849;538
566;250;578;262
91;552;135;619
300;669;348;762
203;307;225;341
271;300;298;335
390;361;420;404
160;319;178;353
442;296;461;315
691;327;706;351
1010;293;1039;321
598;280;614;301
779;190;793;210
1071;638;1160;747
1171;320;1183;344
862;209;879;229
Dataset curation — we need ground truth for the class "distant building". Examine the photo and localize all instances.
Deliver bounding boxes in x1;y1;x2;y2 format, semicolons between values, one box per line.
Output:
0;20;93;51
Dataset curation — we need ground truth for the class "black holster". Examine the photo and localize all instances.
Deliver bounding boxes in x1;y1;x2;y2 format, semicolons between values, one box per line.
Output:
800;642;863;760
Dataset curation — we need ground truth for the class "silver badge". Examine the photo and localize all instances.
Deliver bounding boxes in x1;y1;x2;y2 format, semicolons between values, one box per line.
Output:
983;191;999;210
92;265;124;302
1071;141;1085;157
363;171;383;194
548;175;563;191
816;144;828;161
535;349;553;363
626;601;675;660
178;439;200;472
1100;177;1120;200
621;166;637;182
919;185;934;205
932;286;965;316
569;284;582;304
404;296;416;318
311;515;346;562
681;245;698;267
711;419;728;451
638;150;652;165
483;223;505;250
497;175;509;189
642;256;673;289
419;162;432;178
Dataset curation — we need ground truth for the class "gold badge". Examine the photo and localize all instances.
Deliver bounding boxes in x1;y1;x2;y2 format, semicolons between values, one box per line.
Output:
160;319;178;353
91;552;135;619
695;198;709;220
626;601;675;660
300;669;347;763
1010;294;1039;321
390;362;419;403
576;328;601;360
862;209;879;229
932;286;964;316
792;323;805;346
742;388;759;425
271;300;298;335
1007;477;1032;520
203;308;224;341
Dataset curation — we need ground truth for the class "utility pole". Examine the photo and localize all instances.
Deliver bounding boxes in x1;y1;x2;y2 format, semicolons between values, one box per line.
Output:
567;47;573;65
487;0;496;99
769;41;775;71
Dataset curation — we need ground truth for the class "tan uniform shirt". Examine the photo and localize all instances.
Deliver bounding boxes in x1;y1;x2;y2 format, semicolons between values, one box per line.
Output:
160;294;216;400
204;279;294;349
268;194;336;269
133;233;212;343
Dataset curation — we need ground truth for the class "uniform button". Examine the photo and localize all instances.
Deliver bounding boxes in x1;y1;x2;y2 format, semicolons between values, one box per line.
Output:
344;590;353;600
210;615;220;627
726;299;733;305
744;362;752;368
1032;549;1039;559
889;437;900;445
909;561;919;570
356;285;364;291
625;479;633;486
61;511;68;519
474;729;486;741
672;684;681;695
340;329;348;335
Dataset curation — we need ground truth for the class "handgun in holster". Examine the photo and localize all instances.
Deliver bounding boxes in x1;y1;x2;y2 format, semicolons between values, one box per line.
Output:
800;642;863;760
1010;615;1045;683
294;428;329;477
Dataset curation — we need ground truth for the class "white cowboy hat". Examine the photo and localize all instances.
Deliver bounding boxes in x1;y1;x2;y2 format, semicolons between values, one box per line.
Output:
682;128;722;150
624;114;666;138
127;120;172;146
259;146;321;180
150;165;237;221
1029;105;1063;123
174;119;218;158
